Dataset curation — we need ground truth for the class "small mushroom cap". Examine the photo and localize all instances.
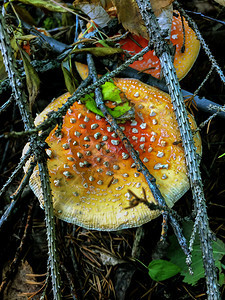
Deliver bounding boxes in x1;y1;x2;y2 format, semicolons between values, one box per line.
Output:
76;11;200;81
24;79;201;231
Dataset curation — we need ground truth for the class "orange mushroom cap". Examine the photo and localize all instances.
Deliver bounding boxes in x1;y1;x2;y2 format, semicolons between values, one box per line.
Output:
76;11;200;81
23;79;201;231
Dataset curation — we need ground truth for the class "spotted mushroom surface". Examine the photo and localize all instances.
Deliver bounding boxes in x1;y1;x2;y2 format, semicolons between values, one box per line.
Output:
119;10;200;80
24;79;201;231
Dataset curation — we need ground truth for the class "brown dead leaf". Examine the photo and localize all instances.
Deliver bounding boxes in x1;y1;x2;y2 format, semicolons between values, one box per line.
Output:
151;0;174;16
73;0;113;10
74;2;111;27
112;0;148;38
214;0;225;6
3;261;40;300
112;0;174;39
74;0;174;38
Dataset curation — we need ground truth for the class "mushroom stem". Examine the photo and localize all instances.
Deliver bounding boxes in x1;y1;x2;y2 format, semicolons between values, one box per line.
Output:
86;53;191;263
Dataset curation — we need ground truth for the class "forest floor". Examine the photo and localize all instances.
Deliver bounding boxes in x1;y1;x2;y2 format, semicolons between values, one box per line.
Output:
0;0;225;299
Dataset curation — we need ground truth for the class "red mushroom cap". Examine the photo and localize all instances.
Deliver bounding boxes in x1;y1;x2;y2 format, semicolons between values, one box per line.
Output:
76;10;200;81
23;79;201;231
118;10;200;80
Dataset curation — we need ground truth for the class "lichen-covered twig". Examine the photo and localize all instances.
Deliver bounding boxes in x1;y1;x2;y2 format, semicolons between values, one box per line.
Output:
0;148;31;197
175;1;225;85
0;96;13;113
135;1;220;298
0;12;61;299
0;159;35;231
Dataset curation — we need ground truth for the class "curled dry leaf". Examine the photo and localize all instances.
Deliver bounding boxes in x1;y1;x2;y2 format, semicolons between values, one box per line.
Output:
214;0;225;6
150;0;174;16
112;0;174;39
112;0;147;38
18;45;40;110
74;1;112;27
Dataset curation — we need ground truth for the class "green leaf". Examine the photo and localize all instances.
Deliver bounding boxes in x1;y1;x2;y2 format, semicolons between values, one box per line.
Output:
81;93;104;117
18;45;40;109
148;259;181;281
101;81;122;103
70;46;123;57
218;153;225;158
80;81;132;119
61;58;79;94
167;221;225;286
15;0;68;12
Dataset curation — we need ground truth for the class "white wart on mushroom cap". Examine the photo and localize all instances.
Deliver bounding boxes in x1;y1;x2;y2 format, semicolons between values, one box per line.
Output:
24;79;201;231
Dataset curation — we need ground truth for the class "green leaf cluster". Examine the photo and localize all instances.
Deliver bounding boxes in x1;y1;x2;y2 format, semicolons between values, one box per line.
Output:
167;221;225;286
80;81;132;119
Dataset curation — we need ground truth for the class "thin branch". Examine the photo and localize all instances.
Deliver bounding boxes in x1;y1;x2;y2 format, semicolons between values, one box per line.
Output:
0;147;32;197
0;128;39;139
0;96;13;114
0;159;35;231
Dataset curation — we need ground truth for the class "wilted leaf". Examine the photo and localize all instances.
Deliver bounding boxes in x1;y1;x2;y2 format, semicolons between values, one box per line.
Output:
15;0;68;12
167;221;225;286
148;259;181;281
112;0;174;39
214;0;225;6
0;52;8;81
71;46;123;56
61;58;79;94
73;0;113;9
74;2;111;27
94;249;126;266
13;4;36;25
150;0;174;16
112;0;147;38
18;45;40;109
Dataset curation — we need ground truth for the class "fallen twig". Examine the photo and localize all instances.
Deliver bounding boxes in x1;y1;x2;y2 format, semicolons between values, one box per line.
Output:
0;12;61;299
